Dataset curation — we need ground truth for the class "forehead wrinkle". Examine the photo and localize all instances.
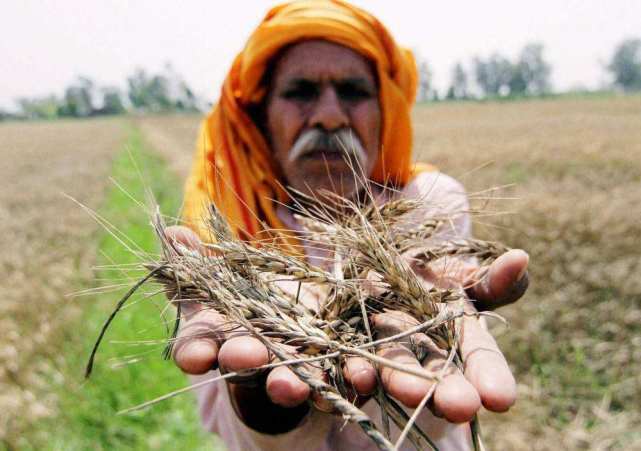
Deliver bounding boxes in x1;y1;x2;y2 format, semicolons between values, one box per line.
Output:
271;41;376;87
282;75;374;89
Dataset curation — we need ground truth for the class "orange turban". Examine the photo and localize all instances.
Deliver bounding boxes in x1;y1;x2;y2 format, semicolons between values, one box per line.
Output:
183;0;432;247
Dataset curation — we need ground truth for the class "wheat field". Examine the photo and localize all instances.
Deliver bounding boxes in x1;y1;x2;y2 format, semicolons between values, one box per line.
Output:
0;118;127;444
411;97;641;449
137;96;641;449
1;95;639;449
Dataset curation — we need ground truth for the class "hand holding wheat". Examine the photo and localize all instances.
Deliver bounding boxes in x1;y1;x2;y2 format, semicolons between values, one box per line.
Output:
164;223;528;432
86;191;530;450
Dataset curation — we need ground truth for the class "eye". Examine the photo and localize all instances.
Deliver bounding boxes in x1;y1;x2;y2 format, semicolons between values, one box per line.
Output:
281;81;318;101
336;82;373;101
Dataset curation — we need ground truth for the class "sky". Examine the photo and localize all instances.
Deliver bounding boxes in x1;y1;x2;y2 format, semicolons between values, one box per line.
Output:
2;0;641;108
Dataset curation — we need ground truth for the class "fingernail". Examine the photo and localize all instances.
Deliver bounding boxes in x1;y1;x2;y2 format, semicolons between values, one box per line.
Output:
514;250;529;281
184;339;210;356
353;369;376;395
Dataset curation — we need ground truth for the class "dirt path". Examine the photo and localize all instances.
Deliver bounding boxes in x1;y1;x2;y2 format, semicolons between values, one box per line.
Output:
136;114;201;181
0;118;127;443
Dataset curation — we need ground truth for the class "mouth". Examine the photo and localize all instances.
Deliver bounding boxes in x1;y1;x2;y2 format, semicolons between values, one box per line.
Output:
298;148;346;161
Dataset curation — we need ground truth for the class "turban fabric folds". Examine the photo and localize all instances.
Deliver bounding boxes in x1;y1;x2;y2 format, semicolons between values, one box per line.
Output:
182;0;432;248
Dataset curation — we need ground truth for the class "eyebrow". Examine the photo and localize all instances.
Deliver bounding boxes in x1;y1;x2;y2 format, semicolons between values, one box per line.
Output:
282;78;317;89
282;76;375;90
336;77;375;91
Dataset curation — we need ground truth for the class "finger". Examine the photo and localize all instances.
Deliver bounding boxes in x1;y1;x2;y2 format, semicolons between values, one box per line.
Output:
413;256;476;290
371;311;433;407
371;310;420;337
433;372;481;424
164;225;219;258
218;336;270;373
418;335;481;423
266;366;311;408
343;357;377;396
377;344;433;408
460;312;517;412
173;306;224;375
164;225;202;253
466;249;529;310
310;368;337;413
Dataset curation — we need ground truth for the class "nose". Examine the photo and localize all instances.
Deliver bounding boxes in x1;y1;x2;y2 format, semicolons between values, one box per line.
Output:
308;86;349;131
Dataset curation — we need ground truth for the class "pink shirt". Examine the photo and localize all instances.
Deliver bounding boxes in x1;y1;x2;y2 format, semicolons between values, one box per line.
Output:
191;172;474;451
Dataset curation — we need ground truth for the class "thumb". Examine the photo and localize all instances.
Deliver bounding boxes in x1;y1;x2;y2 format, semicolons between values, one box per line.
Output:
466;249;529;310
164;225;205;255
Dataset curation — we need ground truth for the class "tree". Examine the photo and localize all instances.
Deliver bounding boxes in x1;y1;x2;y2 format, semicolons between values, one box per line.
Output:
514;43;551;95
100;87;126;115
474;44;551;98
126;65;201;113
447;62;469;100
174;81;199;111
13;64;202;120
0;108;19;122
17;96;61;120
127;69;149;110
164;63;200;111
508;65;527;95
59;76;96;117
474;54;512;97
127;68;172;112
417;59;432;102
608;38;641;92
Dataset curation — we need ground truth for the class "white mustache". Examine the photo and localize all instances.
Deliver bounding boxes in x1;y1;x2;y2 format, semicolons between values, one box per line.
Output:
287;128;368;168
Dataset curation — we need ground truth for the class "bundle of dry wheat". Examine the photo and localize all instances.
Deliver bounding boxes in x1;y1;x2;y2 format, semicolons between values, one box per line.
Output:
86;187;509;451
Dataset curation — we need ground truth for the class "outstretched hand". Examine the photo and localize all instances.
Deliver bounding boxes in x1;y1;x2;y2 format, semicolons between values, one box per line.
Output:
341;247;529;422
165;225;529;430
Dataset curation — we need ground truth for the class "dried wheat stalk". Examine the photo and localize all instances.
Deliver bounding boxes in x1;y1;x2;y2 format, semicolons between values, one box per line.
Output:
86;188;509;451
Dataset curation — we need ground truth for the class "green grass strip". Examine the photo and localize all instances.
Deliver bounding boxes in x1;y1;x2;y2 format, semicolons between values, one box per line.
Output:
40;127;220;451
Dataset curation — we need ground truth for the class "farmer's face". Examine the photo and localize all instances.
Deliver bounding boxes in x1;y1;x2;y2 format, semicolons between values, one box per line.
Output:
265;40;381;199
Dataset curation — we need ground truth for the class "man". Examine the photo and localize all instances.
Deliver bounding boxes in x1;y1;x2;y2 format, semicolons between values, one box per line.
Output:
166;1;529;449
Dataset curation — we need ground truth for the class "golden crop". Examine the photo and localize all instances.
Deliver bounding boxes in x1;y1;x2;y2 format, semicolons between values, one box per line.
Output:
0;118;126;443
2;95;639;449
139;96;641;449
